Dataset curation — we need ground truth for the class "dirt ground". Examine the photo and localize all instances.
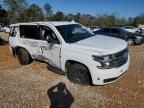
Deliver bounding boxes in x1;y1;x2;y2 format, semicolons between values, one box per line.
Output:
0;32;144;108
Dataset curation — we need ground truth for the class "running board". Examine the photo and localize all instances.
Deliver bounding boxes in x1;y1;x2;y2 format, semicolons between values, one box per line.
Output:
47;65;66;75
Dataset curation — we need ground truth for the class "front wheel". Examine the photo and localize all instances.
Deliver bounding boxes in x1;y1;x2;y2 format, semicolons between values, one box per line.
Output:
67;64;91;85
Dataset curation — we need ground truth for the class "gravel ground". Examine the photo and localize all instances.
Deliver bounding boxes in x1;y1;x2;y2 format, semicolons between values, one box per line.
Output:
0;32;144;108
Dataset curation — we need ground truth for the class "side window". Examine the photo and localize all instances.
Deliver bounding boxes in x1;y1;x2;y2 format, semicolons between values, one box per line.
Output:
10;26;19;37
111;29;120;34
97;29;103;33
20;25;39;39
103;28;110;33
39;26;60;44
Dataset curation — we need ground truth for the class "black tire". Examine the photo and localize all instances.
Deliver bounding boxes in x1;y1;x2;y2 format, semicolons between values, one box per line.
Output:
67;63;91;85
17;48;32;65
127;38;135;46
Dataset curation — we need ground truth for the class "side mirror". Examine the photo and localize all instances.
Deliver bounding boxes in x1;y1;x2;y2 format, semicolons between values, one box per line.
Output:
47;38;60;44
47;37;53;43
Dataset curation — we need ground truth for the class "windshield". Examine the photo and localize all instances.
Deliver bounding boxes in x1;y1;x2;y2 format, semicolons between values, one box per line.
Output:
56;24;95;43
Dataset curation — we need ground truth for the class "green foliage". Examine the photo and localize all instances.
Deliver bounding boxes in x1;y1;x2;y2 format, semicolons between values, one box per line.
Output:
65;14;75;21
133;14;144;26
53;11;65;21
74;13;80;22
24;4;44;22
3;0;28;23
0;5;8;23
3;0;27;11
44;3;52;16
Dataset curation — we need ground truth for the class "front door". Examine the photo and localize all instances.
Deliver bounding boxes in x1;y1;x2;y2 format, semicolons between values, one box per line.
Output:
38;25;61;68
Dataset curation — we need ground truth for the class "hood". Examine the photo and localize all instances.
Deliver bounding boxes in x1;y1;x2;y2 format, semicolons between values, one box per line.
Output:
70;35;127;55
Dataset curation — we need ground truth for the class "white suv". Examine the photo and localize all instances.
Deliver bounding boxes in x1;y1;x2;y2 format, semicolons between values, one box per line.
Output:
9;21;130;85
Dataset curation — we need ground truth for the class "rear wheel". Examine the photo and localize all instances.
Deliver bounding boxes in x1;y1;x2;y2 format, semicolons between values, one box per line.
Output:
17;48;32;65
67;63;91;85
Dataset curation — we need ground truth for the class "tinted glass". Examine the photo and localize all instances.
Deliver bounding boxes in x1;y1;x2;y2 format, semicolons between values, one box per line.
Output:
103;28;111;33
111;29;120;34
39;26;60;44
20;25;39;39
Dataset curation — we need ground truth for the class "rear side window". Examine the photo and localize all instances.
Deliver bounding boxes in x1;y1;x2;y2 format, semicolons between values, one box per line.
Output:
20;25;39;39
103;28;111;33
111;29;120;34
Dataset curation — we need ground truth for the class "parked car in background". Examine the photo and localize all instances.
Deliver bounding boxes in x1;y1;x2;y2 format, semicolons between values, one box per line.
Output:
90;26;100;32
9;21;129;85
136;28;144;35
94;27;143;45
0;25;4;32
138;25;144;30
122;26;138;33
3;25;10;33
86;26;100;32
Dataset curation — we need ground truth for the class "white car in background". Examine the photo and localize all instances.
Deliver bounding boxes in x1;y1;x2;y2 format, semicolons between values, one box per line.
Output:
136;25;144;35
122;26;138;33
138;25;144;30
3;25;10;33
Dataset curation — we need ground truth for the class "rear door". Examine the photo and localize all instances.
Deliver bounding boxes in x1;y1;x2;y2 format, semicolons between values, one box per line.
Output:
19;24;41;58
111;28;125;39
98;28;111;36
9;26;19;47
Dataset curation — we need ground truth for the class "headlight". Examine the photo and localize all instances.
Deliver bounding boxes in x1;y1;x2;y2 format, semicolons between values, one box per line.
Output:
92;55;112;62
92;55;112;69
92;47;128;69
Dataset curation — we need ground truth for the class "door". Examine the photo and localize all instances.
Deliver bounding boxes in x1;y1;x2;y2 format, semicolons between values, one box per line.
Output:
9;26;19;47
110;28;124;39
101;28;111;36
19;25;41;58
38;25;61;68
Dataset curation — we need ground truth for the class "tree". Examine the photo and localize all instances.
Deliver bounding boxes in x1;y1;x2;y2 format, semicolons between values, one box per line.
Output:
44;3;52;16
3;0;28;23
25;4;44;22
0;5;8;23
66;14;75;21
3;0;28;10
53;11;65;21
133;14;144;26
74;13;80;22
